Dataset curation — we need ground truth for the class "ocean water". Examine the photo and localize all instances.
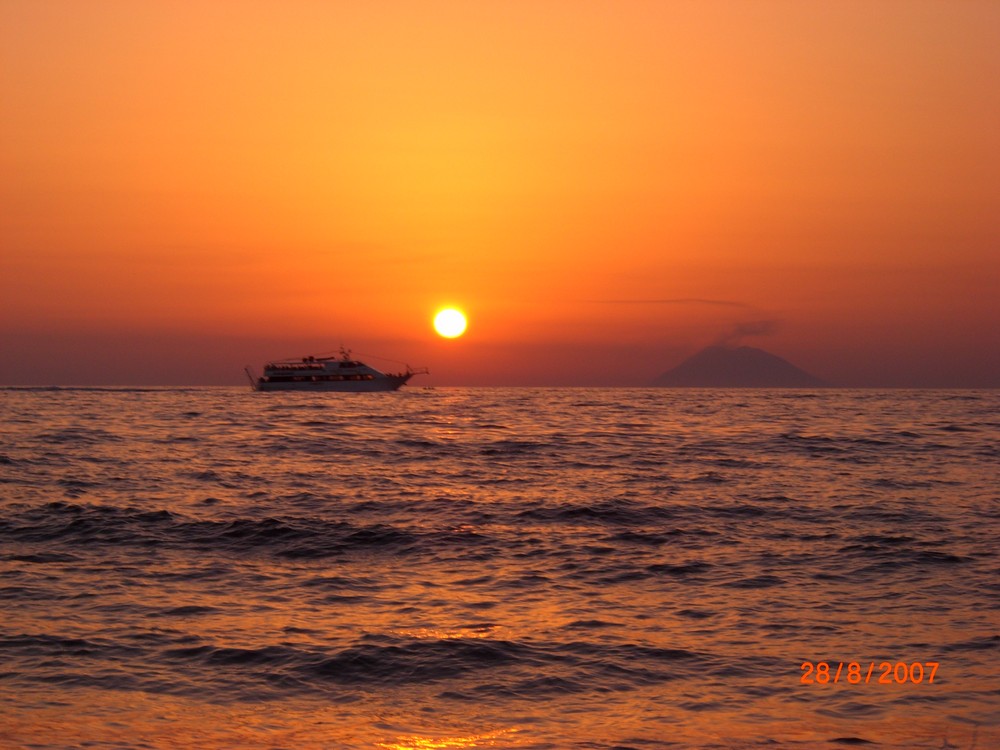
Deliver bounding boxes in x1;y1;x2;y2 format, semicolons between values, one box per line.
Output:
1;387;997;750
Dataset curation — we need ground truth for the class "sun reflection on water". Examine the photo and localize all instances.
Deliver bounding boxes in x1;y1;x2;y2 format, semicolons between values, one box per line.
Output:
390;625;498;640
377;727;519;749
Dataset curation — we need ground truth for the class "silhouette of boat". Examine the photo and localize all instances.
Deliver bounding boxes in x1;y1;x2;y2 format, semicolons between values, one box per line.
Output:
246;348;427;392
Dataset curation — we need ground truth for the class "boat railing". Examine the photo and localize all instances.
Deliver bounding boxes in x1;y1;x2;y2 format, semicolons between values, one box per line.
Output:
265;362;326;371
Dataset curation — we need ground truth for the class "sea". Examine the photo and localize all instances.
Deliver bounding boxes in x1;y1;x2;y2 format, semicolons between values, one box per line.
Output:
1;387;997;750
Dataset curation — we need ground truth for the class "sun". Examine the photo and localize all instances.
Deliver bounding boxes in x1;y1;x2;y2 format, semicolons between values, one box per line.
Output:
433;307;467;338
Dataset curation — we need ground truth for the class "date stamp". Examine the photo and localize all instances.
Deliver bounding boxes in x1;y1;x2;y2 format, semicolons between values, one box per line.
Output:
801;661;939;685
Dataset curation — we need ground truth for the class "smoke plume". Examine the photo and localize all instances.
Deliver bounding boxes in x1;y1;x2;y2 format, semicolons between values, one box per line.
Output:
714;319;781;347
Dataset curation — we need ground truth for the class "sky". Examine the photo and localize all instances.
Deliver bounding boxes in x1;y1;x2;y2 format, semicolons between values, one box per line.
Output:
2;0;998;387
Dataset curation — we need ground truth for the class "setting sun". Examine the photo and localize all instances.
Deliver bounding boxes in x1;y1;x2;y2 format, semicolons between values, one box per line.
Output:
433;308;468;339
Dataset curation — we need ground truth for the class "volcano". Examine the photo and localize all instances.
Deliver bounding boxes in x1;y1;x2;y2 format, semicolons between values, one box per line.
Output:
654;345;826;387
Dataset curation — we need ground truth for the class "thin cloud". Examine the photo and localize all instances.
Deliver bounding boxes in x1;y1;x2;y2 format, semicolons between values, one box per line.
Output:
588;298;751;308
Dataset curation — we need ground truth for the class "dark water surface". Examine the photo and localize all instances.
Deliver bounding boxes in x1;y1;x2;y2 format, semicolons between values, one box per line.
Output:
1;387;997;749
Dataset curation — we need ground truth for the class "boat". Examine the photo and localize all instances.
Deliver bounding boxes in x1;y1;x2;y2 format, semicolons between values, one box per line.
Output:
246;348;427;392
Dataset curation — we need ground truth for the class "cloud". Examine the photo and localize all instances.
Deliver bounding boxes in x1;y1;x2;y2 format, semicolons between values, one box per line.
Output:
589;298;751;308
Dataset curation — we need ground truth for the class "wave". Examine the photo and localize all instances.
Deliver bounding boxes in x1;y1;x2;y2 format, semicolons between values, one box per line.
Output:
0;501;476;559
515;497;677;526
2;629;710;702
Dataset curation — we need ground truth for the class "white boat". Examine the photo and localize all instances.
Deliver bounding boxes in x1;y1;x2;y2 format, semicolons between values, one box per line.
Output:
246;348;427;392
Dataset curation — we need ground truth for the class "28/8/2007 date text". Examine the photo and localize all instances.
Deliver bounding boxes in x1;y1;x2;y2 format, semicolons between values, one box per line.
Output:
801;661;939;685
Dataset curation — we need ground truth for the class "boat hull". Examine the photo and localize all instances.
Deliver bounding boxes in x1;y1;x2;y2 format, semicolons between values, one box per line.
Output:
256;374;412;392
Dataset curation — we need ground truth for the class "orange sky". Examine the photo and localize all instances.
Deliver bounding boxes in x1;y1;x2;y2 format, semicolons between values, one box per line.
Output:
2;0;998;386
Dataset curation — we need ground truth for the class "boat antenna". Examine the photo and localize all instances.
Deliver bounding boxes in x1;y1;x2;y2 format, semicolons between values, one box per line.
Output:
309;344;347;360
